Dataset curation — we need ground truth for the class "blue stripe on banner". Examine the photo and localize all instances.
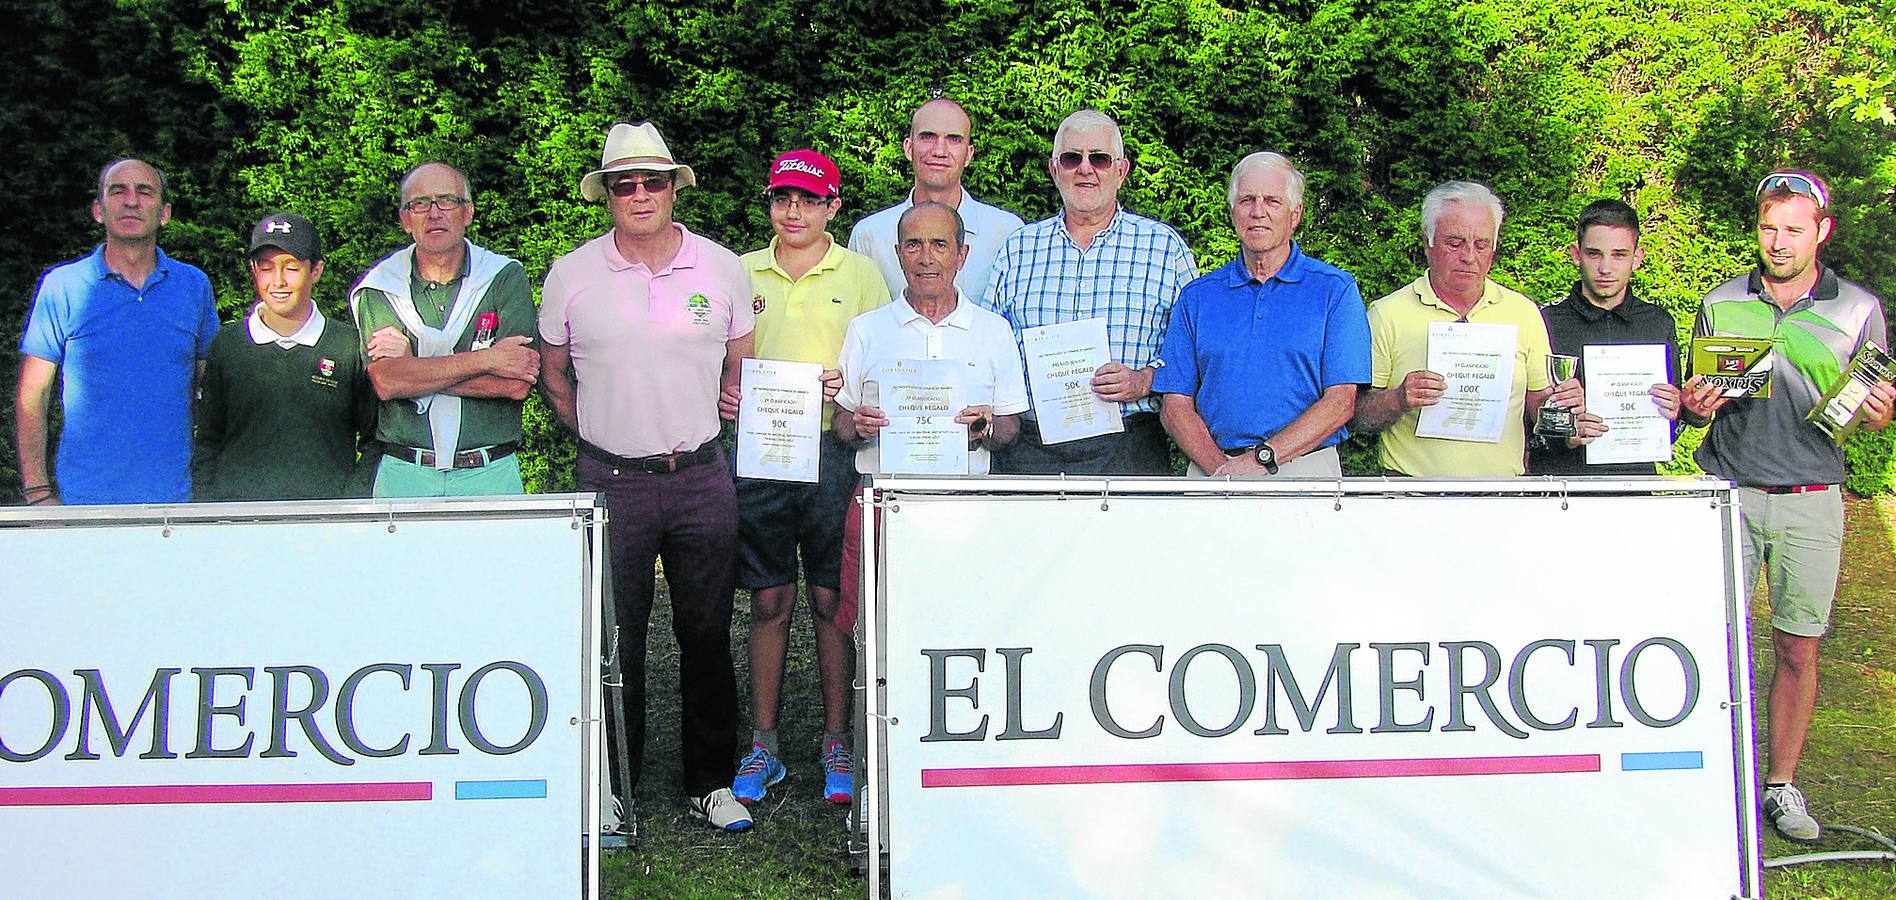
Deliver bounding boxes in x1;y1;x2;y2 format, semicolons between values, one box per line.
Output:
454;779;548;800
1620;751;1703;771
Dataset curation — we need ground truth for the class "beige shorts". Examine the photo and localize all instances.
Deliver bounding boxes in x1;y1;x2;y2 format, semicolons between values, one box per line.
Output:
1737;485;1844;638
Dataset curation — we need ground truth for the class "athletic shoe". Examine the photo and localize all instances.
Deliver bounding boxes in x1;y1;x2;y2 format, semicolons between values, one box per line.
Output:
820;739;854;805
732;744;786;805
689;787;753;832
1763;783;1821;843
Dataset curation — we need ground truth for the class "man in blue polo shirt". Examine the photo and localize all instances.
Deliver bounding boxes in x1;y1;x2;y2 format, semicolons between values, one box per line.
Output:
15;157;219;505
1157;152;1369;476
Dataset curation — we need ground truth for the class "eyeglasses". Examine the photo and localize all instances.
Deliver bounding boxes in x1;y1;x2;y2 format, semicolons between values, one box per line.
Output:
768;191;834;211
1055;150;1117;171
401;195;469;214
607;173;674;197
1756;171;1829;208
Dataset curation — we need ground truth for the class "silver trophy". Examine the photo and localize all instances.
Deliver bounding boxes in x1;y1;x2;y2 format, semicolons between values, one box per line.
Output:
1534;354;1580;438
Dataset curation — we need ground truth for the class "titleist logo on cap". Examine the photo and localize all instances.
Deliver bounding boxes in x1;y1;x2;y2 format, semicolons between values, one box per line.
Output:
775;158;827;178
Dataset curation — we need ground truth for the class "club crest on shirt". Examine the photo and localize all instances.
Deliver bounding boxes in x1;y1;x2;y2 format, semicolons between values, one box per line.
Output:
688;293;712;327
311;357;340;388
753;293;767;316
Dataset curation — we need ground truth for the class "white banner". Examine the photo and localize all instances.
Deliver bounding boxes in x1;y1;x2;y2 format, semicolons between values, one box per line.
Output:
0;499;601;900
874;483;1754;898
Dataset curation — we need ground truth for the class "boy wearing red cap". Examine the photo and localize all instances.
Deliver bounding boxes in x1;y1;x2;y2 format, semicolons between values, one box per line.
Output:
727;150;889;808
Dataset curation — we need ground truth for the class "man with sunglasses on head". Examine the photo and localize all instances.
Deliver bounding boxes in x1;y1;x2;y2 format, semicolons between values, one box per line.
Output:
350;161;538;497
727;150;888;810
981;108;1198;475
848;97;1024;305
1682;170;1896;844
540;122;757;833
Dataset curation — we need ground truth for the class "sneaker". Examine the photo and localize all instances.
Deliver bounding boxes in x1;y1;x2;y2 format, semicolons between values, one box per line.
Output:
600;792;624;835
1763;783;1821;843
820;740;854;805
689;787;753;832
732;744;787;805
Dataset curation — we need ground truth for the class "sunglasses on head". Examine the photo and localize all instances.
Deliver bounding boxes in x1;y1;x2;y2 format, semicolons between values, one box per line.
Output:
1755;171;1828;208
1055;150;1117;171
607;172;674;197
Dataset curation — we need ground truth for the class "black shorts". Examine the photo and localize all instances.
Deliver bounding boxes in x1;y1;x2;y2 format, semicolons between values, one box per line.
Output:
734;430;857;590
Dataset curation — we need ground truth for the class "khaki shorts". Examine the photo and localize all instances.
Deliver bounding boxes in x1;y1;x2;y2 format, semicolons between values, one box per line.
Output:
1737;485;1844;638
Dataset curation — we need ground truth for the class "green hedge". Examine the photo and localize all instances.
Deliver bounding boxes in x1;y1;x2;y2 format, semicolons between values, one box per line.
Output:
4;0;1894;499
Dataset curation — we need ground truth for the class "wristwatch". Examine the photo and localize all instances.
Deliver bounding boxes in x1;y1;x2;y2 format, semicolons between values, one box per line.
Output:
1252;442;1279;475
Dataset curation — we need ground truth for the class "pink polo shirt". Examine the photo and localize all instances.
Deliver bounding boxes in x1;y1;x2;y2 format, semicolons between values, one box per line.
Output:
540;225;755;458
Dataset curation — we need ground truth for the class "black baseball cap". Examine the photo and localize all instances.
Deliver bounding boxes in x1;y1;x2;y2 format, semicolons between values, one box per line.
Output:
249;211;323;263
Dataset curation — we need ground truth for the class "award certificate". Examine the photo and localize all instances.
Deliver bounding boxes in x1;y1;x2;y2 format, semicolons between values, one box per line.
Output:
1582;343;1673;466
1023;318;1123;445
875;359;968;475
736;358;823;483
1415;322;1516;443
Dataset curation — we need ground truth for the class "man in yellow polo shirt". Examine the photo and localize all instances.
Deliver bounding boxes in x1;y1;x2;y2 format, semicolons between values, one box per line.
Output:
726;149;890;809
1351;181;1585;476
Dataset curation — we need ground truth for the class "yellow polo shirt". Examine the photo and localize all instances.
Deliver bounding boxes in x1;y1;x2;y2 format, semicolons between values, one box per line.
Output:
1368;274;1552;476
743;236;891;427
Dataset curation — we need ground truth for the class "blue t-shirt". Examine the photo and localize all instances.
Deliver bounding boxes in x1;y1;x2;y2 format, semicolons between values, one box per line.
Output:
20;246;219;504
1153;245;1371;451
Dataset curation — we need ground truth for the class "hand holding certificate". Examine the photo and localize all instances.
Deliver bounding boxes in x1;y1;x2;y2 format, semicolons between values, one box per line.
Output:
736;359;823;482
874;359;969;475
1415;322;1517;443
1582;343;1673;465
1022;318;1123;445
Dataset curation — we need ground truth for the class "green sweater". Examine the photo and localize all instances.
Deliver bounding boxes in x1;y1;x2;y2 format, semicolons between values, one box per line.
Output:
192;314;375;500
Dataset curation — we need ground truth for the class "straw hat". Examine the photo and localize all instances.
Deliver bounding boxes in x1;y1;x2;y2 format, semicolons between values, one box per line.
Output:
579;122;698;200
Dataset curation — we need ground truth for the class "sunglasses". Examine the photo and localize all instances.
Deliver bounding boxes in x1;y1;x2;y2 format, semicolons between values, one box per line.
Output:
1055;150;1117;171
1755;171;1828;208
607;172;674;197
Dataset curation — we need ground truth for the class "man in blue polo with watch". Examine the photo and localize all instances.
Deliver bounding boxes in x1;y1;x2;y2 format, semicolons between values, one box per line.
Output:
1157;152;1370;476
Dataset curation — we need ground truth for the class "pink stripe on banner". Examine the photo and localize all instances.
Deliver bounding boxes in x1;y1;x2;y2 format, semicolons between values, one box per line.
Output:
0;782;433;807
922;755;1601;788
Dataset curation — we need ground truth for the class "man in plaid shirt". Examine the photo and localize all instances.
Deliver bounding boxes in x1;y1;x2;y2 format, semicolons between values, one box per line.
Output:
980;109;1198;475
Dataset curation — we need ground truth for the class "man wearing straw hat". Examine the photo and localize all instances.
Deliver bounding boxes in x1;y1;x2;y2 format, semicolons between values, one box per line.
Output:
540;121;757;832
351;161;538;496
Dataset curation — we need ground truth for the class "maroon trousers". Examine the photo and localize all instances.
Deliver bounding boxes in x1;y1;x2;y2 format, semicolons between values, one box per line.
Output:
581;450;739;798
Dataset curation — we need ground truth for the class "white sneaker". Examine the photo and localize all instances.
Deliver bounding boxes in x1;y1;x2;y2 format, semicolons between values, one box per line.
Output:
600;792;625;835
1763;783;1821;843
689;787;754;832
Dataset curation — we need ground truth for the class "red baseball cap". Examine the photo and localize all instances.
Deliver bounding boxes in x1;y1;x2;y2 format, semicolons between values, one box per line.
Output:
765;149;840;197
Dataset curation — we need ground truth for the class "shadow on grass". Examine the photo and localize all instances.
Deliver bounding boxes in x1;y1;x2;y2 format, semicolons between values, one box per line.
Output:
1757;494;1896;897
605;583;861;900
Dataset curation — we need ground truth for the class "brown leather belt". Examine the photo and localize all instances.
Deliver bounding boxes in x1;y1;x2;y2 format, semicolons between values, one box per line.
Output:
382;442;517;470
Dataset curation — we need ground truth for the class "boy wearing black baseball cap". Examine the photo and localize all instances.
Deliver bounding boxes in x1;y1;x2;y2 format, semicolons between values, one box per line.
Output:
192;212;373;500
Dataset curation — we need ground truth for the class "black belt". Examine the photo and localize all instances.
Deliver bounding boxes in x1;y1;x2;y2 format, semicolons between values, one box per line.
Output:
382;442;517;470
579;438;717;473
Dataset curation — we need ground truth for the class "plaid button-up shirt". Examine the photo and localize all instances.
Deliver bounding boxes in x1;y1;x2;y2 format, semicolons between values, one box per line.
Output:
979;207;1197;416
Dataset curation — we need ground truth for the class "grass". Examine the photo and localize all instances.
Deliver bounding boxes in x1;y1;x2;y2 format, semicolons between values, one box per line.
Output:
604;495;1896;898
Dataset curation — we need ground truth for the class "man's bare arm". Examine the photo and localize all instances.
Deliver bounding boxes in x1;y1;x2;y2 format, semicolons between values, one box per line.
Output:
365;332;540;401
1159;393;1227;473
1352;371;1444;434
14;355;59;504
1268;384;1359;461
537;339;580;434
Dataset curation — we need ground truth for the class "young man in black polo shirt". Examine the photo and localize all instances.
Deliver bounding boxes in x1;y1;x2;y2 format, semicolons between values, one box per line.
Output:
1529;199;1682;475
193;212;373;500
